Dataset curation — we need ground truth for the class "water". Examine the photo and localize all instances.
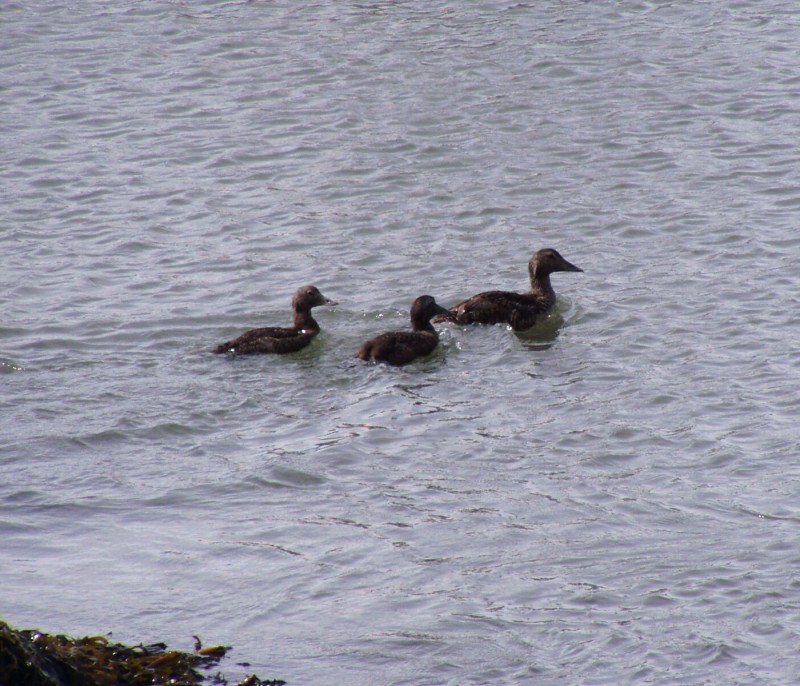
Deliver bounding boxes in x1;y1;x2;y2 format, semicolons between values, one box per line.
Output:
2;1;800;684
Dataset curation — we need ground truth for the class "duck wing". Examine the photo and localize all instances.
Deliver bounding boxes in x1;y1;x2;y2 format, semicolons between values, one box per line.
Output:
213;326;313;354
356;331;439;366
448;290;551;328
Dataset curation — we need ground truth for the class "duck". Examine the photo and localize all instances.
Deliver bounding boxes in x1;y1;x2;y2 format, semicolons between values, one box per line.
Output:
213;285;337;354
437;248;583;331
356;295;450;366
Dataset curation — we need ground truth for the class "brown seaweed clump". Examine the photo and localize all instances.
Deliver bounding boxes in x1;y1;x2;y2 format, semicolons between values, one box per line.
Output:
0;620;284;686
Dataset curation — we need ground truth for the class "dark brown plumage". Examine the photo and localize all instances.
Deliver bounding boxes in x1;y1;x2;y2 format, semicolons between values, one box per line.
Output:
356;295;450;366
213;285;337;355
438;248;583;331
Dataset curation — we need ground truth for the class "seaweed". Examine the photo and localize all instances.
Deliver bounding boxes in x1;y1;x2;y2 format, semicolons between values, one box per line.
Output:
0;620;284;686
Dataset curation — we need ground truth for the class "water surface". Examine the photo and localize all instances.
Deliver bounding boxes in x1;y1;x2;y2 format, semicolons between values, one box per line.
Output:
3;1;800;684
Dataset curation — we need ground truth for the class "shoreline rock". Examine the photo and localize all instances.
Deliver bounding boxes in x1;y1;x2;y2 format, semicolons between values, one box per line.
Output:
0;619;284;686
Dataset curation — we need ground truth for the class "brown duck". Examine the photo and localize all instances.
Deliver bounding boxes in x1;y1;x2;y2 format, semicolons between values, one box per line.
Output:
213;285;337;354
356;295;450;366
439;248;582;331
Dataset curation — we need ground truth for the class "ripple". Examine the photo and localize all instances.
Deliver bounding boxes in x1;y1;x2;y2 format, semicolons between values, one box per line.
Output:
3;1;800;684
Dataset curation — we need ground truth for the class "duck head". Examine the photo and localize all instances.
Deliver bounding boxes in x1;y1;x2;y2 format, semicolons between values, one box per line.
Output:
529;248;583;279
410;295;450;325
293;285;338;310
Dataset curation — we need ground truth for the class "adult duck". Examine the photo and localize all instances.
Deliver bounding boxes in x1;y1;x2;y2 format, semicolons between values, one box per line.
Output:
356;295;450;366
439;248;582;331
213;285;337;354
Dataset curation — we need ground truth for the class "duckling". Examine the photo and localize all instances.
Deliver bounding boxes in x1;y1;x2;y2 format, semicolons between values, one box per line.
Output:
356;295;450;366
213;285;337;354
439;248;582;331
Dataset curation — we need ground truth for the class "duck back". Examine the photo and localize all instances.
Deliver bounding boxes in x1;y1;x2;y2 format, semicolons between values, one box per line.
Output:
356;330;439;366
213;326;316;355
449;290;554;329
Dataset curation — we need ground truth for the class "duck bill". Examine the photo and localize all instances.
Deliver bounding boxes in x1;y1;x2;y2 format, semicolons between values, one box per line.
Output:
433;303;452;318
324;297;338;306
560;258;583;273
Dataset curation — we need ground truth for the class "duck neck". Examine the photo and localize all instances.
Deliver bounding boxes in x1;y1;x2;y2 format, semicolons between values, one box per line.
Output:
411;316;437;334
529;266;556;300
293;309;320;334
